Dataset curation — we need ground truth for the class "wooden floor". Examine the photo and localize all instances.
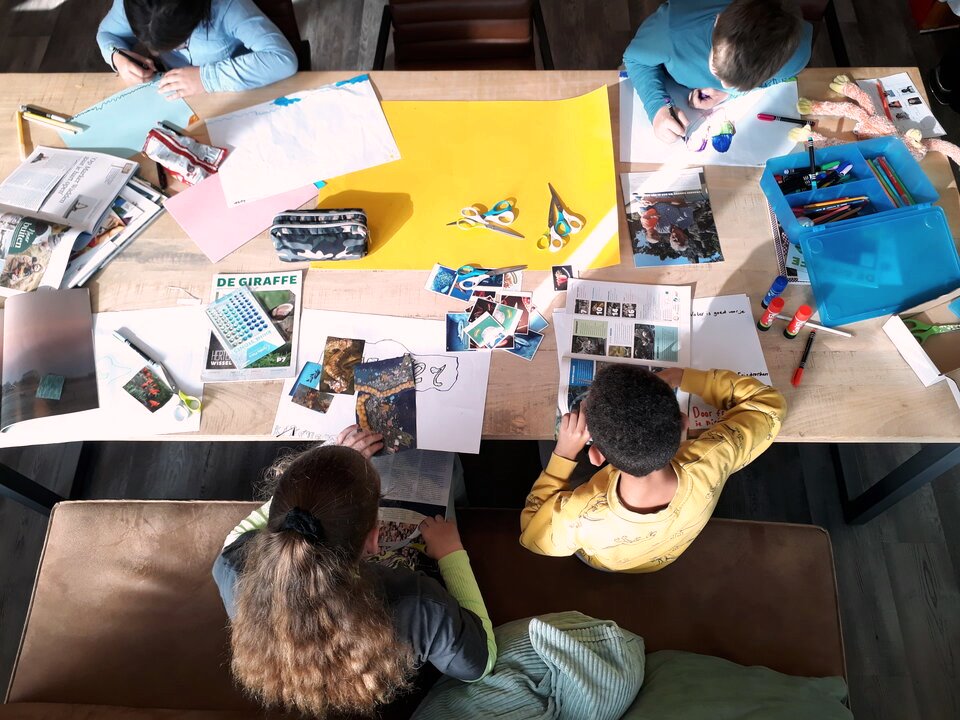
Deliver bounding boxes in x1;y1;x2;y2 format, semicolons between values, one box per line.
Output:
2;1;960;718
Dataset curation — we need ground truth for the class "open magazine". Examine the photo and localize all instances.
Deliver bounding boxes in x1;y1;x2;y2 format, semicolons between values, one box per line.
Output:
369;450;454;571
0;214;79;296
0;147;137;233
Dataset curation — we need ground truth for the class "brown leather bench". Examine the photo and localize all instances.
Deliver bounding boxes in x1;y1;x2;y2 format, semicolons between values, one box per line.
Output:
2;502;845;718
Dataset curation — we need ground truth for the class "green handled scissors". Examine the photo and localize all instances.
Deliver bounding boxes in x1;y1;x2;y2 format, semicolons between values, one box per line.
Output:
903;318;960;344
112;330;202;420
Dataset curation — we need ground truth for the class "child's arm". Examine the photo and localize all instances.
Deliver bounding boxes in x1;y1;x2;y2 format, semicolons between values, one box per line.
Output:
199;0;299;93
222;499;272;549
96;0;136;68
622;5;673;123
680;369;787;479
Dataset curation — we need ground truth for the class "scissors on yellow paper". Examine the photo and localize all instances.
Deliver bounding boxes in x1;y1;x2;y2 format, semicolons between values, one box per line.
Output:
537;183;584;252
447;199;525;238
455;264;528;291
112;330;202;421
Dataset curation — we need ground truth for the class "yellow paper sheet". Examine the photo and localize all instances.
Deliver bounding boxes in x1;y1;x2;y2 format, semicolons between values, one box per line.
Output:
311;86;620;271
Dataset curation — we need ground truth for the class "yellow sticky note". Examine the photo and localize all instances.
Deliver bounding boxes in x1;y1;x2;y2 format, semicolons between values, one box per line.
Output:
311;86;620;271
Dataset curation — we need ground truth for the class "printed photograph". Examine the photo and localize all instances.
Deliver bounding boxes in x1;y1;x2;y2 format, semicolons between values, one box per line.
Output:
464;313;508;349
291;360;322;392
122;366;173;413
908;97;922;106
574;299;589;315
354;354;418;454
471;289;497;301
497;292;533;334
622;303;637;318
622;170;724;267
608;345;632;358
506;331;543;361
605;302;621;317
425;263;458;297
889;100;903;109
633;323;656;360
291;384;334;413
900;85;915;94
633;323;680;362
445;312;471;352
378;519;421;549
492;302;523;335
475;268;523;290
0;215;71;293
468;297;498;323
572;335;607;356
552;265;573;291
319;337;366;394
590;301;605;316
529;310;549;334
896;112;908;120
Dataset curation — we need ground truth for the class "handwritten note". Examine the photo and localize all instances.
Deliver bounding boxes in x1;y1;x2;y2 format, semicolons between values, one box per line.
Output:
689;294;771;430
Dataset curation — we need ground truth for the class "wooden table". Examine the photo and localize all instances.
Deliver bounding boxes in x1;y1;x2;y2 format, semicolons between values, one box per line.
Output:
2;68;959;448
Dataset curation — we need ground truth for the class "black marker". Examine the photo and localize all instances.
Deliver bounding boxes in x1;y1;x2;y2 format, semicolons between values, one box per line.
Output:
116;48;152;72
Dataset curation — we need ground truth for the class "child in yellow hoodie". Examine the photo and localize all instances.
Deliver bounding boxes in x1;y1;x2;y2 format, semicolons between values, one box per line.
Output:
520;365;786;572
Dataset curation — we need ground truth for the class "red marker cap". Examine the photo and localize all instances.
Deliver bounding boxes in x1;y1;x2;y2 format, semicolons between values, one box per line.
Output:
791;367;804;387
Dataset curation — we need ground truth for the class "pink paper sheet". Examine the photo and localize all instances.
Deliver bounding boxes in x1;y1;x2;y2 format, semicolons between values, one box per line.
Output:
164;174;316;262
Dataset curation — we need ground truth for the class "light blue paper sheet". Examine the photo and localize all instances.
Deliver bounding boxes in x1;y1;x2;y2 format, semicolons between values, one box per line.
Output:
60;81;196;158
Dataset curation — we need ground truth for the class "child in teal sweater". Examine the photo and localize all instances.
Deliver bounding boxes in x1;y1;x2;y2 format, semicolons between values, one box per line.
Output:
624;0;812;144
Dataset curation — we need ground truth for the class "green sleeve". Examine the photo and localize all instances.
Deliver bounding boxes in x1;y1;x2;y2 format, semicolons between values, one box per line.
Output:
222;499;272;549
438;549;497;679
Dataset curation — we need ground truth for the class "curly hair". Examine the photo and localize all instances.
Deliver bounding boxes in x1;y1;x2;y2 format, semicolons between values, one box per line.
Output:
229;445;416;717
587;364;682;477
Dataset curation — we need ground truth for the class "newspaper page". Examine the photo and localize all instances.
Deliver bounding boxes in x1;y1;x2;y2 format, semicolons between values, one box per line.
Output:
0;213;80;296
0;147;136;233
564;279;692;367
373;450;454;551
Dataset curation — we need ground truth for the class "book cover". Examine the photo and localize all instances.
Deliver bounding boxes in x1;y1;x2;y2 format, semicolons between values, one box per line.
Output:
621;169;724;268
0;213;80;296
0;288;99;432
201;270;302;382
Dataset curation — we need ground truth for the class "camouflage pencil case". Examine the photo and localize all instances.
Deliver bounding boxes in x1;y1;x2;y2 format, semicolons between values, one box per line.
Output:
270;209;369;262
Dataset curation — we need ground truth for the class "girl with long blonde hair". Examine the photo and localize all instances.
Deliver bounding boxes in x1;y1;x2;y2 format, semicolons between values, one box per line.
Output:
212;426;496;718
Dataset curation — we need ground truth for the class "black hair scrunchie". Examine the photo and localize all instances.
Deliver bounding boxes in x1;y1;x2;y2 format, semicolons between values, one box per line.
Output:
279;506;326;545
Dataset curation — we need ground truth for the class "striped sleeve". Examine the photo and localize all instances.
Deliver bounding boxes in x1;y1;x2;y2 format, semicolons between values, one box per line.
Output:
222;499;272;549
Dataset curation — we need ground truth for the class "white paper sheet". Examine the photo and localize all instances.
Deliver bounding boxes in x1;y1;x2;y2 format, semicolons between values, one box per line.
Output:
0;307;206;447
856;73;945;139
619;74;800;167
688;294;771;431
207;75;400;207
272;310;490;453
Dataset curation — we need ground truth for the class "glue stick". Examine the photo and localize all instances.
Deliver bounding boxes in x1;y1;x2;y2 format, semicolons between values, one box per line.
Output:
784;305;813;338
757;297;785;331
761;275;789;308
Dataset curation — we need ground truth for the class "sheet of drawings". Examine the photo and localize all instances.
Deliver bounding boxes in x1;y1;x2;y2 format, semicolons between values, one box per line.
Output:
0;307;206;446
207;75;400;207
272;310;491;453
619;73;800;166
688;294;771;431
564;279;692;368
856;73;945;139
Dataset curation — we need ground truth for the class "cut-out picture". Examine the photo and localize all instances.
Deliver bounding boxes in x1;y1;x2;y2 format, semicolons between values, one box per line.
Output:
319;337;365;394
354;354;417;454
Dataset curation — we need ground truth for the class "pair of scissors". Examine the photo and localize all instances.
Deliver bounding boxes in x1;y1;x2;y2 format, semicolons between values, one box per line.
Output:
455;264;527;291
448;200;525;239
112;330;202;421
903;318;960;344
537;183;584;252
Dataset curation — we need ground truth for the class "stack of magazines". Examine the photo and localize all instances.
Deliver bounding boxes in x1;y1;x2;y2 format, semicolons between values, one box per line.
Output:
0;146;165;297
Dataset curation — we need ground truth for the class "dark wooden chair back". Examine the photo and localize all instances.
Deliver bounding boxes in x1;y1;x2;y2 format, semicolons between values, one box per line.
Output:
252;0;311;71
375;0;553;70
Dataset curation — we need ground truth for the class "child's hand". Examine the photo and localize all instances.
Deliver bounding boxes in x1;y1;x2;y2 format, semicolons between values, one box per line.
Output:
336;425;384;458
555;409;590;461
159;66;206;100
419;515;464;560
655;367;685;390
652;105;688;144
688;88;729;110
113;50;156;86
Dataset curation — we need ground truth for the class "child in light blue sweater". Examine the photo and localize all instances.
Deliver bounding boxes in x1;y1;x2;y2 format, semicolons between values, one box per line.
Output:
624;0;812;144
97;0;298;98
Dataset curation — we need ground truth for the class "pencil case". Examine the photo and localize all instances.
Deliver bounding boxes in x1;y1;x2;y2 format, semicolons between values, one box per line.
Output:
270;209;369;262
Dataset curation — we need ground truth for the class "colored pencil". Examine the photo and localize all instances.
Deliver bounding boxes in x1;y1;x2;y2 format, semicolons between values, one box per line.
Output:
867;158;901;208
876;81;894;121
15;111;27;161
811;205;852;224
876;155;915;206
802;196;868;210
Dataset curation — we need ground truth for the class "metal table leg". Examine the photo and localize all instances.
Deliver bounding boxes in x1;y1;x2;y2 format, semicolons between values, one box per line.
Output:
833;443;960;524
0;462;66;516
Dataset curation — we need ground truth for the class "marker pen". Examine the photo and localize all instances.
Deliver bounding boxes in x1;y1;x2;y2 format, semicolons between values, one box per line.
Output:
784;305;813;339
761;275;789;309
757;297;785;331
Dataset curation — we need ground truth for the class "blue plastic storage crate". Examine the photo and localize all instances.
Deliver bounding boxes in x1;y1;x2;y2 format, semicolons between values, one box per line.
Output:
760;137;960;326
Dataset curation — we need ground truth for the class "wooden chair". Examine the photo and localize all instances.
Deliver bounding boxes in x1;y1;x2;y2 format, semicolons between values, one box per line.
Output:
252;0;312;71
373;0;554;71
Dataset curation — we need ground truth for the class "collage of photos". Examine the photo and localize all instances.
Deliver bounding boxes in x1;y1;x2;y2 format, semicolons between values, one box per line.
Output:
621;168;723;268
425;262;524;302
445;288;549;362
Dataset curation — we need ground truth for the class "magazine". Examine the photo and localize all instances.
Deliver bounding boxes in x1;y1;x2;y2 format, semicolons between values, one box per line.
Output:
0;147;137;233
201;270;303;382
621;169;723;267
0;213;80;296
563;279;692;367
0;288;99;432
63;185;164;288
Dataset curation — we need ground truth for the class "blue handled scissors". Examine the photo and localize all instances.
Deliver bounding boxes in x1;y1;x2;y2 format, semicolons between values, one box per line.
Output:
537;183;584;252
455;264;527;291
447;199;525;238
112;330;202;421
